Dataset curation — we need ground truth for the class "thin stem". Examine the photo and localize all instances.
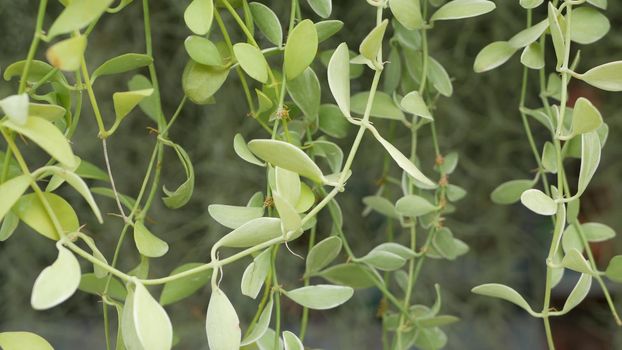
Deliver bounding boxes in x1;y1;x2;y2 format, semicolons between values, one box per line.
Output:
18;0;48;94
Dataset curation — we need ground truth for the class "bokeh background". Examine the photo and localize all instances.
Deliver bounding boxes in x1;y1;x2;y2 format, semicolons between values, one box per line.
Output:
1;1;622;349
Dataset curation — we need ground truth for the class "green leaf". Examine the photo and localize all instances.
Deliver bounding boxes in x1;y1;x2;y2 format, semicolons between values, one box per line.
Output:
562;249;594;274
284;19;318;80
0;332;54;350
2;116;76;168
576;132;601;197
282;331;304;350
48;0;114;38
560;274;592;314
41;166;103;223
578;61;622;91
233;133;265;166
133;282;173;350
249;2;283;46
318;104;349;138
233;43;269;83
571;97;603;136
206;287;241;350
605;256;622;283
305;236;342;276
184;36;223;66
0;211;19;241
216;217;282;248
133;220;169;258
430;0;495;21
284;284;353;310
240;248;271;299
0;175;31;221
472;284;536;315
28;103;66;123
306;0;332;18
396;195;437;217
509;19;549;48
368;125;435;187
548;3;565;68
389;0;423;30
91;53;153;82
400;91;432;120
315;20;343;42
427;57;453;96
519;0;544;9
317;263;377;288
0;94;29;125
432;227;459;260
273;192;302;238
587;0;607;10
121;287;143;350
287;68;321;122
417;315;460;328
361;250;406;271
520;189;557;216
309;140;343;174
248;139;324;183
128;74;159;121
78;273;126;300
275;167;301;205
490;179;533;205
327;43;351;120
184;0;214;35
15;193;79;240
351;91;405;121
362;196;399;219
159;263;211;306
31;245;81;310
295;183;315;213
541;141;558;174
182;61;229;104
570;7;610;45
241;300;273;345
582;222;616;242
162;143;195;209
473;41;517;73
520;43;544;70
208;204;264;229
359;19;388;61
113;89;154;121
413;327;447;350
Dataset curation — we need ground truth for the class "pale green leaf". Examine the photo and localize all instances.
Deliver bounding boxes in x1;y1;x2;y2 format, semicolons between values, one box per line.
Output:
208;204;264;229
490;179;533;205
0;94;29;125
182;61;229;104
427;57;453;96
561;248;594;274
184;0;214;35
360;250;406;271
520;189;557;216
15;192;79;240
206;287;241;350
249;2;283;46
41;166;103;223
605;256;622;283
0;175;30;221
48;0;114;38
273;192;302;238
306;0;332;18
327;43;351;120
362;196;399;219
542;141;558;173
91;53;153;82
284;284;353;310
400;91;432;120
233;133;265;166
571;97;603;136
240;248;271;299
29;103;66;122
113;89;154;121
578;61;622;91
287;67;321;122
241;300;273;345
560;274;592;314
0;211;19;241
520;0;544;9
389;0;423;30
473;41;517;73
315;20;343;42
0;332;54;350
509;19;549;48
395;195;437;217
576;131;601;197
248;139;324;183
472;284;536;315
520;43;544;70
570;7;610;45
78;273;126;300
133;282;173;350
133;220;169;258
216;217;282;248
317;263;377;289
31;245;81;310
284;19;318;80
359;19;388;61
548;3;565;68
275;167;301;205
282;331;304;350
351;91;405;120
234;43;269;83
430;0;495;21
162;143;195;209
159;263;211;306
3;116;76;168
184;36;223;66
305;236;342;276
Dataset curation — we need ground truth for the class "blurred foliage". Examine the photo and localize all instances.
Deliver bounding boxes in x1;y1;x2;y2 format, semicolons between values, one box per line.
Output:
1;1;622;349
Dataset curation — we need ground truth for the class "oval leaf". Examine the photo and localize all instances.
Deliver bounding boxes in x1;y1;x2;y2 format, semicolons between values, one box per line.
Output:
31;245;81;310
206;287;241;350
284;284;353;310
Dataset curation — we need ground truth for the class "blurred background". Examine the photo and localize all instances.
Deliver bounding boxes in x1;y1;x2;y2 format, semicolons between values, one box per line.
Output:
1;1;622;349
